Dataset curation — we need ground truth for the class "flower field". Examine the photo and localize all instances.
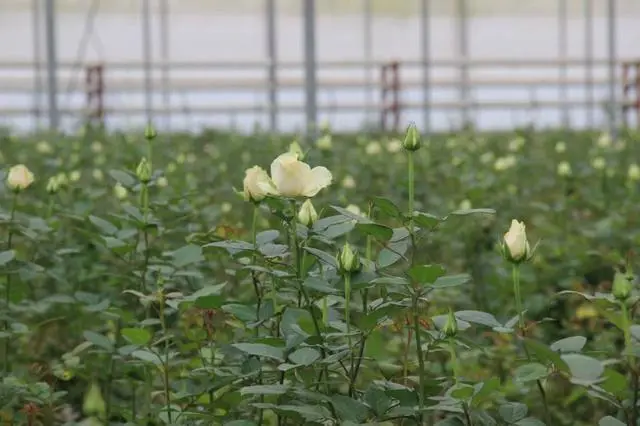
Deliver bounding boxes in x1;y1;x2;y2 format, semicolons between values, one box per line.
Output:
0;125;639;425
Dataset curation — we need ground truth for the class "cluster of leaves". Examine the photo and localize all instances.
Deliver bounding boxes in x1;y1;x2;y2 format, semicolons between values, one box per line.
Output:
0;126;638;425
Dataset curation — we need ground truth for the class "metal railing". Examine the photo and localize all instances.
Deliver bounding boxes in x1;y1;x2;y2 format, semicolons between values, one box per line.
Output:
1;57;638;132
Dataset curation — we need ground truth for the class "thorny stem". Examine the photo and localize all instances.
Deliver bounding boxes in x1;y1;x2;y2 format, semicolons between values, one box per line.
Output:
413;303;426;425
251;205;265;425
351;206;374;390
512;264;551;425
620;300;637;426
105;319;121;422
449;337;459;383
408;142;426;424
344;273;354;395
4;191;18;375
159;292;173;424
140;183;150;293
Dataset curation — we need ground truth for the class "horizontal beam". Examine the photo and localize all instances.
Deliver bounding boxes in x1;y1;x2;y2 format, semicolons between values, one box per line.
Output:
0;76;621;93
0;58;636;70
1;99;634;117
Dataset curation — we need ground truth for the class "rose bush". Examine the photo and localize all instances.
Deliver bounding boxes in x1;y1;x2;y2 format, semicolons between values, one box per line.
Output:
0;126;637;425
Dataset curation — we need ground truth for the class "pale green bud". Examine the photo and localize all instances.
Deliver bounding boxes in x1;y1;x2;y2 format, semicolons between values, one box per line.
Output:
144;123;157;141
443;309;458;338
289;140;305;160
337;242;361;274
136;157;152;183
82;381;106;417
403;123;421;152
612;271;633;301
46;176;60;194
298;199;318;227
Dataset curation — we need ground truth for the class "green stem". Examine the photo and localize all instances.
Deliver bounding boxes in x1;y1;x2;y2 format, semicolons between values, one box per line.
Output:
251;205;264;425
344;273;353;395
159;294;172;423
140;183;150;293
512;263;551;425
621;301;632;360
4;191;18;375
512;264;524;332
251;205;262;327
449;337;459;383
413;305;426;424
408;150;415;218
104;319;121;422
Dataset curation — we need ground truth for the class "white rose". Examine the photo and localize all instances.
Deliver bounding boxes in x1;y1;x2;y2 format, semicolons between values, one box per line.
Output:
6;164;35;191
270;152;332;197
243;166;277;202
298;199;318;226
503;219;530;262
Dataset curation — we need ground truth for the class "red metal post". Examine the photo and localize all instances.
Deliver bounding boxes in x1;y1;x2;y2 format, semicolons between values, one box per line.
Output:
85;64;105;127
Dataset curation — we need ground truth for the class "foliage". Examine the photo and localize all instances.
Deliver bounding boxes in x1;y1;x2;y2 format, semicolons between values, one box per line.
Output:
0;125;639;425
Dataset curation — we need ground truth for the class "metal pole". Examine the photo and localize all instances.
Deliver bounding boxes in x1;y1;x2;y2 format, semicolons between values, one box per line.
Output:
584;0;594;127
420;0;430;134
44;0;59;131
363;0;373;126
303;0;318;141
607;0;617;140
159;0;170;132
558;0;569;128
142;0;153;125
457;0;470;127
266;0;278;133
32;0;43;129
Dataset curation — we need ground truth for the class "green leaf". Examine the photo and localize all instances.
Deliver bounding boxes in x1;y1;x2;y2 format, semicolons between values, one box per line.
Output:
168;244;204;268
598;416;626;426
222;304;257;322
448;208;495;216
240;385;289;396
455;310;502;328
513;363;548;383
524;339;570;372
195;295;224;309
372;197;403;218
561;353;603;383
288;347;321;366
131;349;162;365
0;250;15;266
321;221;356;239
89;215;118;235
331;205;372;223
121;328;152;346
224;421;257;426
204;240;254;255
356;223;393;241
550;336;587;353
83;331;114;352
331;395;369;422
109;169;136;187
430;274;471;289
412;212;442;229
259;243;288;258
256;230;279;246
232;343;284;361
303;277;338;294
515;418;546;426
408;264;446;284
499;402;527;423
449;383;475;400
364;386;392;417
304;247;338;269
600;368;628;398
